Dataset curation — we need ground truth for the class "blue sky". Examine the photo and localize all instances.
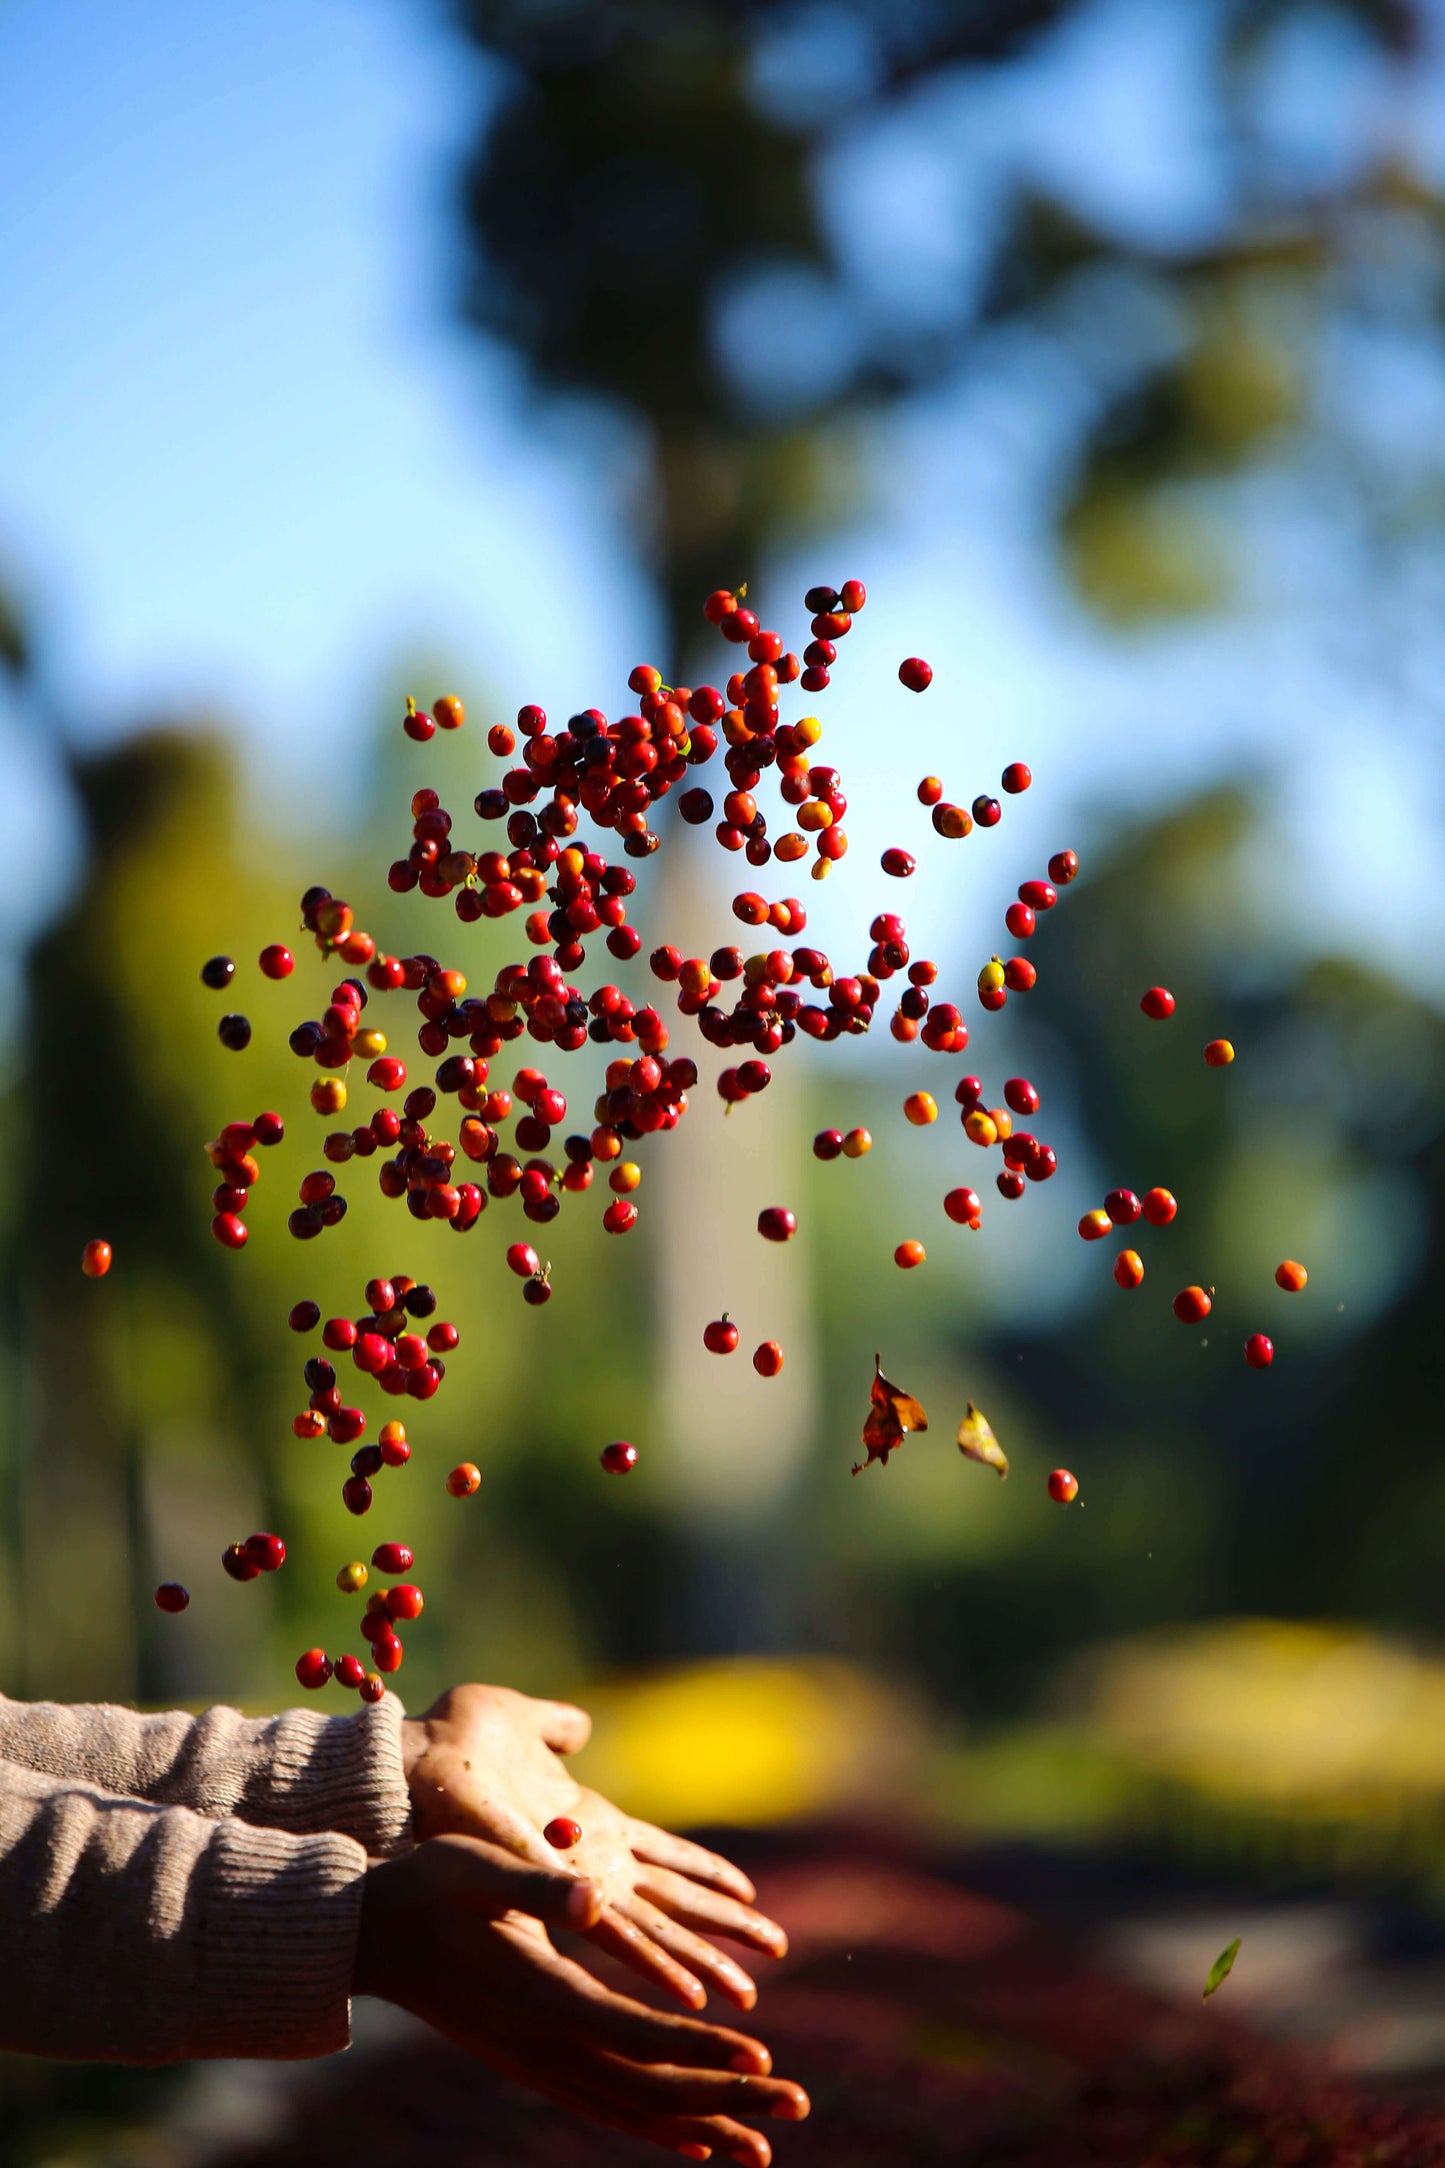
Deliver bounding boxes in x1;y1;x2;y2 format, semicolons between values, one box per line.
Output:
1;0;1442;1004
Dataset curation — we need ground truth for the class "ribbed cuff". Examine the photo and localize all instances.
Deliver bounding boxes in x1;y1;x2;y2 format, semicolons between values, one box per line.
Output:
256;1695;413;1859
192;1821;366;2060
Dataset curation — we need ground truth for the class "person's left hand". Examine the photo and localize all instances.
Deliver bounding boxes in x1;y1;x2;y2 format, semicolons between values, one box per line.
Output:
400;1684;787;2013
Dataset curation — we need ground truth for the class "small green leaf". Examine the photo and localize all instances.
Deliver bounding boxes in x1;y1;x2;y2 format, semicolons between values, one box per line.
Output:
1202;1936;1241;2000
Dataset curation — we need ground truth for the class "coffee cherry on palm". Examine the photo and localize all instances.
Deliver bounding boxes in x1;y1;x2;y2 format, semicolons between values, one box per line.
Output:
1140;986;1175;1020
81;1239;113;1278
295;1649;333;1691
1105;1189;1142;1226
336;1561;369;1594
1114;1249;1145;1289
753;1341;784;1377
1048;1469;1079;1504
154;1583;190;1613
704;1316;739;1355
243;1533;286;1573
813;1129;843;1160
334;1654;367;1691
1173;1286;1212;1323
894;1239;925;1268
1048;850;1078;885
944;1187;982;1226
544;1816;582;1849
1276;1260;1308;1292
1204;1038;1235;1066
843;1127;872;1158
372;1542;414;1575
972;795;1001;828
1001;762;1031;794
201;955;236;990
600;1440;638;1474
433;695;465;731
1078;1209;1111;1241
211;1213;248;1249
1142;1187;1177;1226
218;1014;252;1051
898;657;933;692
903;1091;937;1126
1245;1332;1274;1368
446;1462;482;1497
259;944;294;980
758;1206;796;1242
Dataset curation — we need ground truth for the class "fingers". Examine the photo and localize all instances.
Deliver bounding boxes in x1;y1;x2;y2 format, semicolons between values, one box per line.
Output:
587;1903;709;2009
622;1817;759;1904
418;1832;602;1930
519;1934;775;2074
523;1692;593;1755
632;1864;788;1959
578;2051;809;2131
619;1897;760;2011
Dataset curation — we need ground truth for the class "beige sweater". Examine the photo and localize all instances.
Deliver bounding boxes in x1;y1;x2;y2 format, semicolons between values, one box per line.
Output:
0;1693;412;2063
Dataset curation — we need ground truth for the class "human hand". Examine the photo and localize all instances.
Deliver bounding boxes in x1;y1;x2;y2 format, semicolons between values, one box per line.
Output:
400;1684;787;2012
355;1833;809;2165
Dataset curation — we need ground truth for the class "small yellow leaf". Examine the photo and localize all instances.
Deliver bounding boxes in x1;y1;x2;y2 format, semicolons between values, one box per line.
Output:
956;1401;1007;1478
1203;1936;1241;2000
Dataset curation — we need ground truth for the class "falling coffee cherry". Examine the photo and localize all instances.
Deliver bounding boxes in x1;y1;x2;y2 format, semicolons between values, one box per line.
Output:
600;1440;638;1474
1140;987;1175;1020
703;1316;739;1355
757;1206;796;1243
1048;1469;1079;1504
898;656;933;692
295;1649;332;1691
446;1462;482;1497
1276;1260;1308;1292
217;1014;252;1052
1244;1333;1274;1369
200;955;235;990
1204;1038;1235;1067
81;1239;113;1278
753;1341;784;1377
154;1583;190;1614
1173;1286;1212;1324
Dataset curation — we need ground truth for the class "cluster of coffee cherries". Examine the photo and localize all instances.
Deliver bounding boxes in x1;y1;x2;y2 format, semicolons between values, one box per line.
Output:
203;1109;286;1249
286;1276;455;1518
976;849;1078;1013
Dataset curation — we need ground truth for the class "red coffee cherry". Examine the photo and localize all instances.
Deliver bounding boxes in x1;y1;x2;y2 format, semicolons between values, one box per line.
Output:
1078;1209;1111;1241
813;1128;843;1159
1005;903;1035;940
1048;1469;1079;1504
342;1475;373;1516
703;1316;739;1355
1001;762;1031;794
1173;1286;1212;1323
1142;1187;1177;1226
446;1462;481;1496
1140;986;1175;1020
894;1240;925;1269
757;1206;796;1242
600;1440;638;1474
372;1631;404;1673
944;1187;982;1227
221;1541;260;1582
243;1533;286;1573
1276;1260;1308;1292
372;1542;414;1575
997;1170;1025;1199
385;1584;424;1622
201;955;236;989
898;657;933;692
1204;1038;1235;1066
1245;1332;1274;1369
1114;1250;1145;1289
253;1110;284;1146
288;1300;320;1333
1047;850;1078;885
334;1655;367;1691
972;795;1001;828
154;1583;190;1613
1105;1189;1142;1226
295;1649;333;1691
259;944;295;979
433;696;465;731
881;847;916;878
602;1199;637;1233
506;1242;541;1278
81;1239;113;1278
1017;879;1056;912
1003;1077;1039;1116
544;1816;582;1849
359;1673;386;1704
211;1213;248;1249
752;1340;784;1377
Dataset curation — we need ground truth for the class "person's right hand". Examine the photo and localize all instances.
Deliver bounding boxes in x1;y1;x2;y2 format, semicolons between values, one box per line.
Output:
354;1833;809;2165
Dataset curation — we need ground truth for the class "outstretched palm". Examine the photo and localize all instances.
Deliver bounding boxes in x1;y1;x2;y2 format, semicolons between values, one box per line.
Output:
402;1684;786;2010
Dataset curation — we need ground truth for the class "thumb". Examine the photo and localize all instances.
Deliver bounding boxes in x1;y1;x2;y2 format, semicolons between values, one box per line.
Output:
420;1831;602;1930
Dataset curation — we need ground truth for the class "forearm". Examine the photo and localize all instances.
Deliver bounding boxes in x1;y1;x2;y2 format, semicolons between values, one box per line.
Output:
0;1693;412;1857
0;1758;365;2062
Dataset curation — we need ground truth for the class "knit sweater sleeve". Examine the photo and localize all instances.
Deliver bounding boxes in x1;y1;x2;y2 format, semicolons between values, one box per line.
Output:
0;1693;412;1859
0;1758;364;2061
